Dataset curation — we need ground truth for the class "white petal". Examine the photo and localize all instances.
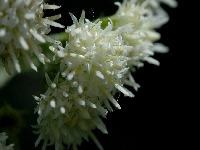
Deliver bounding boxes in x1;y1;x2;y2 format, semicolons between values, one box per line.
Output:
115;84;134;97
29;29;45;43
87;100;97;108
44;4;61;10
105;91;121;109
162;0;178;8
46;14;62;21
30;42;45;64
144;57;160;66
151;43;169;53
19;36;29;50
42;18;65;28
21;51;37;71
7;44;21;73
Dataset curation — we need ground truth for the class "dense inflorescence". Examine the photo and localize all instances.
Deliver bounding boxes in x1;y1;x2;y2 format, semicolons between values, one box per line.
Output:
33;11;136;150
0;0;64;75
31;0;177;150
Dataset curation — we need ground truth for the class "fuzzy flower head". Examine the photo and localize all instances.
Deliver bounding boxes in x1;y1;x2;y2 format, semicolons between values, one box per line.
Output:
33;11;135;150
33;73;107;150
110;0;172;90
0;0;64;75
50;11;134;111
112;0;167;68
0;132;14;150
34;91;106;150
111;0;177;70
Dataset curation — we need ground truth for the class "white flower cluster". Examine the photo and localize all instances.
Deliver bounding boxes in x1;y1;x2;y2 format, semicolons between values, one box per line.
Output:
0;132;14;150
33;0;177;150
34;11;135;150
111;0;176;89
0;0;64;75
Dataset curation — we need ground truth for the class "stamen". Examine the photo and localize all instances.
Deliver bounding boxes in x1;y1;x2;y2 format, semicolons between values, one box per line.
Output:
62;91;68;97
67;71;75;80
50;100;56;108
24;13;35;20
77;98;85;106
60;107;65;114
51;83;56;89
78;85;83;94
95;71;104;79
0;28;6;37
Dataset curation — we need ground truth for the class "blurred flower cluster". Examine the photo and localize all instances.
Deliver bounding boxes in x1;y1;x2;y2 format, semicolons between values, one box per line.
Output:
0;0;177;150
0;132;14;150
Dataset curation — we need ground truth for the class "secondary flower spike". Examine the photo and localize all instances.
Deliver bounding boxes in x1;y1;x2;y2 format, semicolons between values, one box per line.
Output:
110;0;176;90
0;0;64;75
112;0;169;67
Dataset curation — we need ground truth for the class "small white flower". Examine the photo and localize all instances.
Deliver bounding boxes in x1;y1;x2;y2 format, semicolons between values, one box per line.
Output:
0;0;64;75
0;132;15;150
